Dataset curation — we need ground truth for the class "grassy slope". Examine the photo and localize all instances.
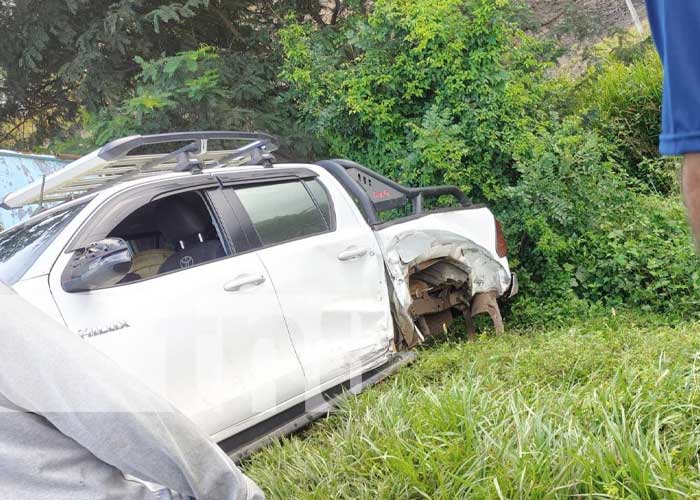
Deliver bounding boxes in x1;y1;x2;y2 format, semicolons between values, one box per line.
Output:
244;316;700;499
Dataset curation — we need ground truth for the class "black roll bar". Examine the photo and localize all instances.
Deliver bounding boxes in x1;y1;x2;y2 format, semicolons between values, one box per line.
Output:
315;158;472;226
316;160;381;225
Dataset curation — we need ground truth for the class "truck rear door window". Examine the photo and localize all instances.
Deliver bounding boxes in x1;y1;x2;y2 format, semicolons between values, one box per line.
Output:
236;181;329;246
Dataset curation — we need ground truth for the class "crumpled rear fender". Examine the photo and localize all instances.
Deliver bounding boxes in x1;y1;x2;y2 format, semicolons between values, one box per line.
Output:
377;229;512;348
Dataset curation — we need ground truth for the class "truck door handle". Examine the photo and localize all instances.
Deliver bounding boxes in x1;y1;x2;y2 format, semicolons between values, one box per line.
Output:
223;274;266;292
338;246;370;261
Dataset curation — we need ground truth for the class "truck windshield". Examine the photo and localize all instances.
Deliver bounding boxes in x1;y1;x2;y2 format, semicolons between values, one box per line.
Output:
0;203;86;285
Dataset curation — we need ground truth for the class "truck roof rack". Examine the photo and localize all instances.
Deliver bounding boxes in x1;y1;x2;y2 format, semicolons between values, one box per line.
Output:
2;131;278;209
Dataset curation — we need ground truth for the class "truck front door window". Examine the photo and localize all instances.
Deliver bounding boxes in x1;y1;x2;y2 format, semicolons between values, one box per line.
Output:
63;191;229;290
109;191;227;284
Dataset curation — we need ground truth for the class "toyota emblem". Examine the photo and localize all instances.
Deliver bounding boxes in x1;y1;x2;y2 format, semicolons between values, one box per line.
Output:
179;255;195;268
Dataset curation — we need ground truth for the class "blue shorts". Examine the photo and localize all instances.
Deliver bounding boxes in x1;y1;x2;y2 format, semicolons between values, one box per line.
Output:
646;0;700;155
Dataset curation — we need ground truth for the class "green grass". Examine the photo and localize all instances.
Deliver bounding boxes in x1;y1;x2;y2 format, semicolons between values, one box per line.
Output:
244;315;700;499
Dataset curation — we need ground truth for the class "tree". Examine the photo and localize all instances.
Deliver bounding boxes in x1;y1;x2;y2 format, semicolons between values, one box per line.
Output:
280;0;552;201
0;0;353;150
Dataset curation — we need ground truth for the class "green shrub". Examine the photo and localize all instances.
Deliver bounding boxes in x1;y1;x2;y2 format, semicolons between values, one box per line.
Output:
578;196;700;316
92;47;230;142
280;0;698;321
503;117;628;319
631;156;680;195
505;118;699;321
280;0;552;202
576;39;670;193
75;46;321;158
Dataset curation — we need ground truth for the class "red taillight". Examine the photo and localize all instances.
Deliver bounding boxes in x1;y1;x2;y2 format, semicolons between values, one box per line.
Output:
495;218;508;258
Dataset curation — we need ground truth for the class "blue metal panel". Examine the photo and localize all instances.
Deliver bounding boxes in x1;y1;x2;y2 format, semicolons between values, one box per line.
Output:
0;151;70;230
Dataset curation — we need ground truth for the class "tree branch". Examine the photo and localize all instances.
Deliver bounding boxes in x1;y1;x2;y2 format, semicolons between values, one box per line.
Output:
209;4;242;38
330;0;344;25
540;10;565;29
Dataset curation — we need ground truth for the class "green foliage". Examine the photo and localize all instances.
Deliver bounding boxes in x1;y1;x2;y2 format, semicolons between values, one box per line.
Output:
281;0;696;320
497;35;695;320
576;38;672;193
84;45;321;157
281;0;553;201
245;317;700;498
91;47;231;142
503;117;629;304
503;117;698;321
0;0;340;150
578;197;700;316
146;0;209;33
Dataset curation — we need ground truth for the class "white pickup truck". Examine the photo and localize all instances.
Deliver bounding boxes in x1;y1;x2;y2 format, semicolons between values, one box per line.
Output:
0;132;516;457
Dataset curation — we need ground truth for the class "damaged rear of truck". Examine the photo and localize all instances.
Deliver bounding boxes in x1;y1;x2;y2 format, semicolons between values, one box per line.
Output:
316;159;518;349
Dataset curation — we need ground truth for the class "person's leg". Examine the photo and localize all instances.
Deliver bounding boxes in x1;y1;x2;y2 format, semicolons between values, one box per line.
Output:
683;153;700;247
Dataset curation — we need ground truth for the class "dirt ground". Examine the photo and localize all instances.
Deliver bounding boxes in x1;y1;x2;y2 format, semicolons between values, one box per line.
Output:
523;0;649;75
526;0;647;40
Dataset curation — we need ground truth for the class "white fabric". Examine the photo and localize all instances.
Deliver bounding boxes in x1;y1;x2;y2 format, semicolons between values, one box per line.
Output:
0;282;264;500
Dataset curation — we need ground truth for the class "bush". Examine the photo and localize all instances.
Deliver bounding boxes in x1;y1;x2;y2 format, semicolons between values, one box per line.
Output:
505;118;699;321
503;117;629;295
280;0;698;321
91;47;233;143
578;196;700;316
280;0;553;202
631;156;680;195
576;39;671;193
70;46;321;158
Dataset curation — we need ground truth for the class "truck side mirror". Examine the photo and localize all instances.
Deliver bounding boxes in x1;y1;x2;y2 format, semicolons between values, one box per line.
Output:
62;238;133;293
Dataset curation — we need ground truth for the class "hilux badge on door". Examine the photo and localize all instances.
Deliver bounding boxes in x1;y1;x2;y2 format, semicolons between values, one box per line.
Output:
78;321;131;339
